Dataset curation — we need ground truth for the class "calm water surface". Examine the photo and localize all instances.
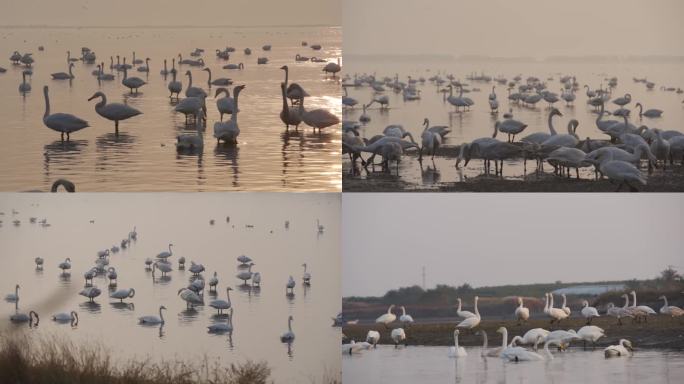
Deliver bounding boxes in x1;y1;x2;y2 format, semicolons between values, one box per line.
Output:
0;193;341;383
343;345;684;384
0;26;342;191
343;59;684;189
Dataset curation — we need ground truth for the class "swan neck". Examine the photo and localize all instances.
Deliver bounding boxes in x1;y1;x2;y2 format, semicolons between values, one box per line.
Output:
548;111;558;135
501;328;508;348
43;87;50;119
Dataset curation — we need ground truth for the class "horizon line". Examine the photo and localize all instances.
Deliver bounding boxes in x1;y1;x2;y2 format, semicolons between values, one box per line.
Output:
0;24;340;29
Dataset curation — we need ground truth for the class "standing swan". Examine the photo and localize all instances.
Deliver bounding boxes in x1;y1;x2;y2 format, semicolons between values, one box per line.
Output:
515;297;530;325
280;65;309;105
209;287;233;314
168;70;182;100
659;296;684;318
298;95;340;133
456;298;476;319
88;92;142;135
581;300;600;324
280;315;295;342
122;66;146;93
42;86;89;141
448;329;467;357
139;305;166;324
214;88;236;121
456;296;481;329
375;304;397;328
110;288;135;303
213;85;245;144
280;82;302;131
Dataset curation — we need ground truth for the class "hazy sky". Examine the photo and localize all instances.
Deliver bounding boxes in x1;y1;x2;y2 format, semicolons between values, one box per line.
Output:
1;0;340;27
343;194;684;297
344;0;684;57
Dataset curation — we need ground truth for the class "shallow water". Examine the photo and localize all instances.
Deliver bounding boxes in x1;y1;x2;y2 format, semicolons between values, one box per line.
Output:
0;193;341;383
0;26;342;191
342;58;684;190
343;345;684;384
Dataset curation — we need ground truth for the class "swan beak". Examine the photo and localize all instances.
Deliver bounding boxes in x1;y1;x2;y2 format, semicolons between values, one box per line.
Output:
87;95;97;101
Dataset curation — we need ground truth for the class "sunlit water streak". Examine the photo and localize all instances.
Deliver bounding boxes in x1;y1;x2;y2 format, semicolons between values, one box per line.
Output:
0;26;341;191
343;345;684;384
0;193;341;383
342;59;684;189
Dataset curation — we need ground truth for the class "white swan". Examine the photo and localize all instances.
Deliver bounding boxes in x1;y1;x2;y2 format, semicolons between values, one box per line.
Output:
286;276;296;294
521;108;561;144
236;263;255;283
178;287;204;308
560;293;571;316
121;66;146;93
581;300;600;324
577;325;605;349
322;58;341;77
279;82;302;131
280;65;309;104
214;87;236;121
604;339;633;358
88;92;142;135
514;297;530;324
280;315;295;342
390;328;406;347
19;71;31;93
203;67;231;86
110;288;135;303
10;310;39;326
52;310;78;325
58;257;72;272
448;329;467;357
213;85;245;144
157;244;173;259
42;86;89;140
208;271;219;291
594;150;647;191
399;306;414;324
456;297;476;319
152;261;172;277
495;118;528;143
478;329;505;357
519;328;550;345
635;102;662;118
375;304;397;326
546;293;569;325
168;68;182;99
366;330;380;347
649;128;671;169
208;308;234;333
185;70;207;98
209;287;233;314
630;290;657;318
457;296;480;329
51;63;75;80
79;286;101;302
500;336;549;362
659;296;684;318
4;284;19;302
139;305;166;324
175;96;206;124
136;58;150;73
298;96;340;132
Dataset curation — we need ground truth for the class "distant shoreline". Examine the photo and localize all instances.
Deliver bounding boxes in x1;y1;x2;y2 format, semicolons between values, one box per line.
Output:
344;53;684;63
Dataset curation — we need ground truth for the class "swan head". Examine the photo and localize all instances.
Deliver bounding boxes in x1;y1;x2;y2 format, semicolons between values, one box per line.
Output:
87;92;105;102
496;327;505;334
621;339;634;351
185;70;191;76
453;329;460;337
551;108;563;117
234;84;246;96
280;65;288;71
658;295;666;300
214;88;229;98
422;118;429;126
202;67;210;72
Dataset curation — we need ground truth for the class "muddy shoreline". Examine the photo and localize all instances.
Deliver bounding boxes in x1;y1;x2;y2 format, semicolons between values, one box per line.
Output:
343;152;684;192
342;317;684;349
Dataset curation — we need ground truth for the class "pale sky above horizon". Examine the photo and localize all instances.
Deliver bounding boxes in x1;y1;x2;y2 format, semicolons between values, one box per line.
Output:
1;0;340;27
343;0;684;57
343;194;684;297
